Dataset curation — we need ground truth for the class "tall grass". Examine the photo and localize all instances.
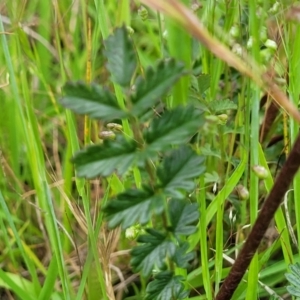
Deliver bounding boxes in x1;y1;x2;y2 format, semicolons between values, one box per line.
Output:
0;0;299;299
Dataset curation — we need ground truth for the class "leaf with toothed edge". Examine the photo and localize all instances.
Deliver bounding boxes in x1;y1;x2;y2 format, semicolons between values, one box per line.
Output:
60;82;127;121
143;106;204;155
104;26;137;88
131;228;177;277
104;188;164;229
71;136;137;178
131;59;186;115
145;271;189;300
157;146;206;199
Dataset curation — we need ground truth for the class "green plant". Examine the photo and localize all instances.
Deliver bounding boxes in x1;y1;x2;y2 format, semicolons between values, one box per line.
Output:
285;262;300;298
60;26;206;299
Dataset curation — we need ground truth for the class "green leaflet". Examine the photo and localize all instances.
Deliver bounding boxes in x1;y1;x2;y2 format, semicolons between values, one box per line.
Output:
172;242;195;269
131;59;186;116
168;199;199;236
157;146;206;199
72;136;137;178
131;229;176;277
208;99;237;114
286;263;300;297
104;26;137;88
197;73;211;94
61;82;127;120
145;271;189;300
144;106;204;154
104;188;164;229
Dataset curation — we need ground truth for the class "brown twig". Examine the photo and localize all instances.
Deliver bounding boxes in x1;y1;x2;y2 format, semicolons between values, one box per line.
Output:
216;133;300;300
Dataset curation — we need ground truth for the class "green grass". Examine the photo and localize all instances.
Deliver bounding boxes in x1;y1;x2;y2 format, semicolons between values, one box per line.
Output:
0;0;300;299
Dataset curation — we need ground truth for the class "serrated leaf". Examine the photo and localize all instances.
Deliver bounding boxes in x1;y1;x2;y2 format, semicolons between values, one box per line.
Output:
131;59;185;115
209;99;237;113
197;74;211;94
172;242;195;268
169;199;199;235
286;273;300;287
290;263;300;277
72;136;137;178
60;82;127;120
144;106;204;154
285;263;300;297
131;229;176;277
201;143;221;158
287;286;300;297
104;26;137;87
157;146;205;198
205;171;220;184
145;271;189;300
104;189;164;229
223;125;244;135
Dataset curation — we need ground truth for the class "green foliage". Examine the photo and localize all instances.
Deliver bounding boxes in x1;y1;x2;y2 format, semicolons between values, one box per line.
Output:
208;99;237;114
168;199;199;236
144;106;203;154
4;1;300;300
132;59;186;115
196;74;211;94
157;147;205;199
61;82;127;120
104;26;137;88
145;271;189;300
285;263;300;297
60;26;206;299
104;188;164;229
71;137;137;178
131;229;176;277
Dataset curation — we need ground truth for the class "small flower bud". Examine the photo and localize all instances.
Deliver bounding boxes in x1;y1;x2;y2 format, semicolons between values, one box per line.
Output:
99;130;116;140
232;43;243;56
125;225;141;240
264;39;277;51
217;114;228;125
252;165;269;179
125;227;138;240
138;6;148;21
247;37;253;49
106;123;123;132
236;184;249;201
126;26;134;35
229;24;240;39
269;2;280;14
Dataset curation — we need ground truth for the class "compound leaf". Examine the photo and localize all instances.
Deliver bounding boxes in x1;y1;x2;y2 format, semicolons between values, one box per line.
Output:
104;189;164;229
131;59;185;115
172;242;195;268
145;271;189;300
72;136;137;178
168;199;199;236
209;99;237;113
104;26;137;87
131;229;176;277
144;106;204;154
197;73;211;94
61;82;127;120
157;146;205;198
286;263;300;297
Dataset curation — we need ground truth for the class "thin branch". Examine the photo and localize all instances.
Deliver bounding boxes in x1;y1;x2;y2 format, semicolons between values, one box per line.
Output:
216;133;300;300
